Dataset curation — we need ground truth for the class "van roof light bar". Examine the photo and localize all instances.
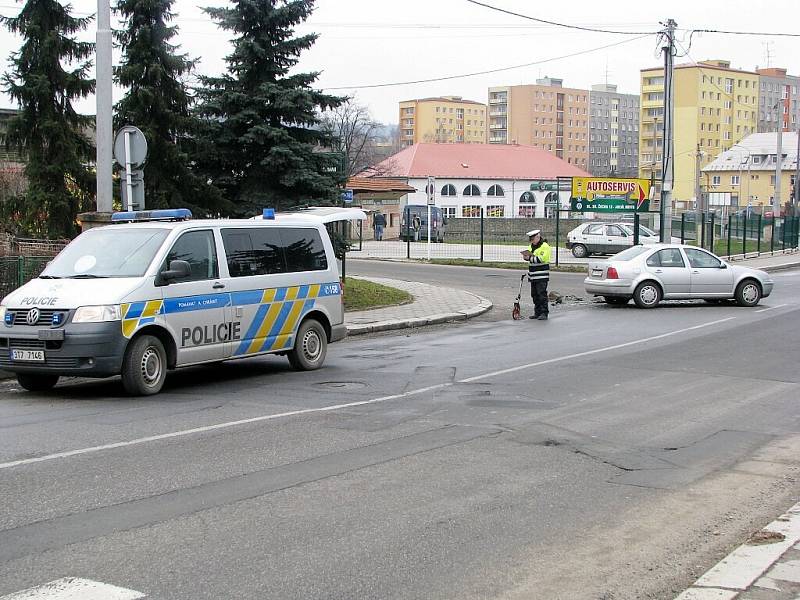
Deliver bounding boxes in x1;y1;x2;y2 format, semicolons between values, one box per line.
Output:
111;208;193;223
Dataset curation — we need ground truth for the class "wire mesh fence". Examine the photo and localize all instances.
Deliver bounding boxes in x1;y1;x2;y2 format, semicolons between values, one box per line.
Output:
0;256;52;299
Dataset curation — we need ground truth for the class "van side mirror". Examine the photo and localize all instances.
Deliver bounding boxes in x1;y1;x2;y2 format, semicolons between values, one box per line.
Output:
719;262;727;269
156;259;191;285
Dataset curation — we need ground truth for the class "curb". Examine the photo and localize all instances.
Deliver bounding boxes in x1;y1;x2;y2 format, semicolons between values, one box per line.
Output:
675;502;800;599
762;261;800;273
345;297;493;336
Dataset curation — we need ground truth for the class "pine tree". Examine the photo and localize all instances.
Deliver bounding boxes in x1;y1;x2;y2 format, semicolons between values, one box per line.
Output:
195;0;345;216
1;0;95;238
114;0;227;215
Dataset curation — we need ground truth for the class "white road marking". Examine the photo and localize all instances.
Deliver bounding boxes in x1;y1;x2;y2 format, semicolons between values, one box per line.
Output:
0;316;736;471
755;303;788;313
0;578;145;600
460;317;736;384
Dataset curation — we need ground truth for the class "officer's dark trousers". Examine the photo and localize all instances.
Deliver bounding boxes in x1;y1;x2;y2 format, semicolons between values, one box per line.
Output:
530;279;549;317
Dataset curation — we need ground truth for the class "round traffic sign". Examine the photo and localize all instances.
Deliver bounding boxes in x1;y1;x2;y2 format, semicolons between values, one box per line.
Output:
113;125;148;167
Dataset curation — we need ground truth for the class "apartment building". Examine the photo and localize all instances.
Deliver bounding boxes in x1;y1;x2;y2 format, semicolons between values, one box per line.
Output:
487;77;589;169
398;97;487;148
639;60;758;204
756;68;800;133
588;84;639;178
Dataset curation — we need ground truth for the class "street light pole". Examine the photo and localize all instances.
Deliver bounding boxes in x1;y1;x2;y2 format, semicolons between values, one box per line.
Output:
95;0;113;213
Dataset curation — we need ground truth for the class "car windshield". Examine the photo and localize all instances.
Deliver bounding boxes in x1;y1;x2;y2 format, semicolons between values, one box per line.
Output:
620;224;656;236
612;245;650;261
40;227;170;278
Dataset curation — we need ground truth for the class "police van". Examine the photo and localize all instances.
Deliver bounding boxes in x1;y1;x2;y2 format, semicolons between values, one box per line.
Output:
0;209;346;395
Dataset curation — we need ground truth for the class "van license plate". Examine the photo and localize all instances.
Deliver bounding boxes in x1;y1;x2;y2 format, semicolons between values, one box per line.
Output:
10;349;45;362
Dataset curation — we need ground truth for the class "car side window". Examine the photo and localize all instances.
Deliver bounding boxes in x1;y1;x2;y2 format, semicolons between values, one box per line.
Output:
659;249;685;267
164;230;219;282
606;225;626;237
586;224;604;235
684;248;721;268
221;228;286;277
646;252;661;267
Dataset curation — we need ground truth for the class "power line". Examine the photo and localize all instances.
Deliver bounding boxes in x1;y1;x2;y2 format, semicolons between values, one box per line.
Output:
323;35;650;91
464;0;659;35
690;28;800;38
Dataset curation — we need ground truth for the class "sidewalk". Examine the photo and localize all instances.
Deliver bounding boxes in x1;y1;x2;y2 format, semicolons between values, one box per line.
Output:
345;277;492;336
727;249;800;273
676;502;800;599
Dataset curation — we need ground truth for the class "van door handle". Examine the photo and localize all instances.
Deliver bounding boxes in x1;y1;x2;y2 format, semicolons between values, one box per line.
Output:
654;269;663;273
212;282;225;289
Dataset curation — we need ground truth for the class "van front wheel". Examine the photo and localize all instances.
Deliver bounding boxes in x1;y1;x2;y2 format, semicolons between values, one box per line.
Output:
16;373;59;392
121;334;167;396
288;319;327;371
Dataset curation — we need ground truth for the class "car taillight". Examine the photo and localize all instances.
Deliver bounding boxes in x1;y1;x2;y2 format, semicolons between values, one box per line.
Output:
606;266;619;279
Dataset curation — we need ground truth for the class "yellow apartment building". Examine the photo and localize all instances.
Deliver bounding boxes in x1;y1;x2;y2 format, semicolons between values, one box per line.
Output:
702;132;797;212
639;60;758;206
398;97;487;147
487;77;589;170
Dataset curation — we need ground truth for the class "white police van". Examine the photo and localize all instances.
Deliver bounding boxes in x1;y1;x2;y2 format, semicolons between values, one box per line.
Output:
0;209;346;395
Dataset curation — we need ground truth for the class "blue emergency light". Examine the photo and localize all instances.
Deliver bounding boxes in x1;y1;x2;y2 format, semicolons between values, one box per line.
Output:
111;208;193;223
262;208;276;220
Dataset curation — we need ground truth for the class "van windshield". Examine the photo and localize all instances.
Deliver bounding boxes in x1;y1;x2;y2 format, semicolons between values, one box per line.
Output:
41;228;170;278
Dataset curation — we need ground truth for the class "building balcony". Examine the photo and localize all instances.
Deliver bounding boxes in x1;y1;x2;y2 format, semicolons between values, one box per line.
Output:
488;96;507;104
489;109;507;117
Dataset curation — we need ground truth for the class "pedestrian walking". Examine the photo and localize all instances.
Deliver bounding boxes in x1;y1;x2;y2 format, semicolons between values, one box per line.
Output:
373;212;386;241
521;229;552;320
412;215;421;242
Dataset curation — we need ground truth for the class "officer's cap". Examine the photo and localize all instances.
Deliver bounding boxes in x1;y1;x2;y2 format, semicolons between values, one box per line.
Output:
526;229;541;237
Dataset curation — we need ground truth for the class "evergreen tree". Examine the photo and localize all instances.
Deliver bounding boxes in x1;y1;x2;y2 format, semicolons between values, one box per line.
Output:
195;0;345;216
1;0;95;238
114;0;227;215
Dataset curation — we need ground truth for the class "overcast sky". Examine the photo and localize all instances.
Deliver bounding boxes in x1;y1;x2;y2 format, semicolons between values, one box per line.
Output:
1;0;799;125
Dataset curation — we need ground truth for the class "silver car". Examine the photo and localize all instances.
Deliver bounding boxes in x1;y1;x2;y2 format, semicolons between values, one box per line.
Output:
584;244;774;308
566;222;671;258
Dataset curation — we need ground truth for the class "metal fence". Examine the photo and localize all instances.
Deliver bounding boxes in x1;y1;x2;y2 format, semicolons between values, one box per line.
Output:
344;208;800;266
0;256;51;299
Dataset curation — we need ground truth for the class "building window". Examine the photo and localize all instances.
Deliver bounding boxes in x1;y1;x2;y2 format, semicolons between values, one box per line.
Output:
441;206;457;219
487;184;505;197
712;175;721;186
485;205;505;218
463;184;481;196
441;184;457;197
461;205;481;218
731;175;740;185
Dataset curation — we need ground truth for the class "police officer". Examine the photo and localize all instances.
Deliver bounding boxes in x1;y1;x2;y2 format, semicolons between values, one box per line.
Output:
525;229;552;320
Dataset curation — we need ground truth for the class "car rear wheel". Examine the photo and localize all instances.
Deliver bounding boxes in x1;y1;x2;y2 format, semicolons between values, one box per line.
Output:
633;281;662;309
735;279;761;307
571;244;588;258
121;334;167;396
16;373;59;392
288;319;327;371
604;296;629;305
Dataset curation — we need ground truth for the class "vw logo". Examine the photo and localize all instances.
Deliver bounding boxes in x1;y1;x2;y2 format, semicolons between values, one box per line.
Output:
26;308;40;325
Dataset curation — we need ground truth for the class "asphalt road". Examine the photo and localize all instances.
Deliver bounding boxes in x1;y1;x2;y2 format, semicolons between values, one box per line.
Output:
349;258;591;321
1;268;800;599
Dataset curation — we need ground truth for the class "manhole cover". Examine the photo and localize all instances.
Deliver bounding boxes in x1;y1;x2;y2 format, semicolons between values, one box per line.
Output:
317;381;367;390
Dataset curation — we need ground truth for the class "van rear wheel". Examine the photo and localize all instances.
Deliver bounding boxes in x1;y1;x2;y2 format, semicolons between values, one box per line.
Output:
16;373;59;392
288;319;327;371
121;334;167;396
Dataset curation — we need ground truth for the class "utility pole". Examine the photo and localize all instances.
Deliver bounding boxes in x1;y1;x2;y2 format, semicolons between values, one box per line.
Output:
694;144;703;240
95;0;113;213
774;101;783;220
659;18;677;242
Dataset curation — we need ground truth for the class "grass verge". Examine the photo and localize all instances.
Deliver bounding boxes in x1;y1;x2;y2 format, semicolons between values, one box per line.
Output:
423;258;587;273
343;277;413;311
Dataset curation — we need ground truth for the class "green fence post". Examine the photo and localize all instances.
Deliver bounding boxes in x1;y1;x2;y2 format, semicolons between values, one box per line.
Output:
771;216;775;255
742;213;747;255
782;216;787;250
727;215;732;257
680;213;685;244
555;208;560;268
479;207;484;263
757;214;762;255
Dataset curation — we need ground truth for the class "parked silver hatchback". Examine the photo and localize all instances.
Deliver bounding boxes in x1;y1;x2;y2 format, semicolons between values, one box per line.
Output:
584;244;774;308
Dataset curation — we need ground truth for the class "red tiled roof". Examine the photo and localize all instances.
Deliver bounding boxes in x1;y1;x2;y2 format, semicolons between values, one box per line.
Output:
346;177;416;192
363;143;590;180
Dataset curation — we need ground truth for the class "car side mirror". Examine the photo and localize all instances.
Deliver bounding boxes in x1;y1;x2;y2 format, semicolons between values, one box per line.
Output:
157;259;191;285
719;263;727;269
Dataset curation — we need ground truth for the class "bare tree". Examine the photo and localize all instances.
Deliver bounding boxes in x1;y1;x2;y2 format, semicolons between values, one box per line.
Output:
319;99;383;177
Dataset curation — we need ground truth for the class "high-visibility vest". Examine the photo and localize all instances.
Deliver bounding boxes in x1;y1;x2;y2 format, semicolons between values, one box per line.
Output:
528;241;551;282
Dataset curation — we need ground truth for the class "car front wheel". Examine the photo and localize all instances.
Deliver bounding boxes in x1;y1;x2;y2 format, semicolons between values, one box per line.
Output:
633;281;662;309
735;279;761;307
16;373;59;392
571;244;588;258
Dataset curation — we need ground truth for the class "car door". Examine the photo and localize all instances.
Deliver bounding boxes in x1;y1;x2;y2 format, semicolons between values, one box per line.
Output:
604;224;631;255
644;248;691;296
683;248;734;296
581;223;605;255
161;229;229;365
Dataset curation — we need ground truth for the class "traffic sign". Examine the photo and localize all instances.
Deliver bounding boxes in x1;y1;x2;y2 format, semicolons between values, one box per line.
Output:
120;169;144;210
571;177;652;213
426;176;435;205
341;189;353;203
113;126;148;168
